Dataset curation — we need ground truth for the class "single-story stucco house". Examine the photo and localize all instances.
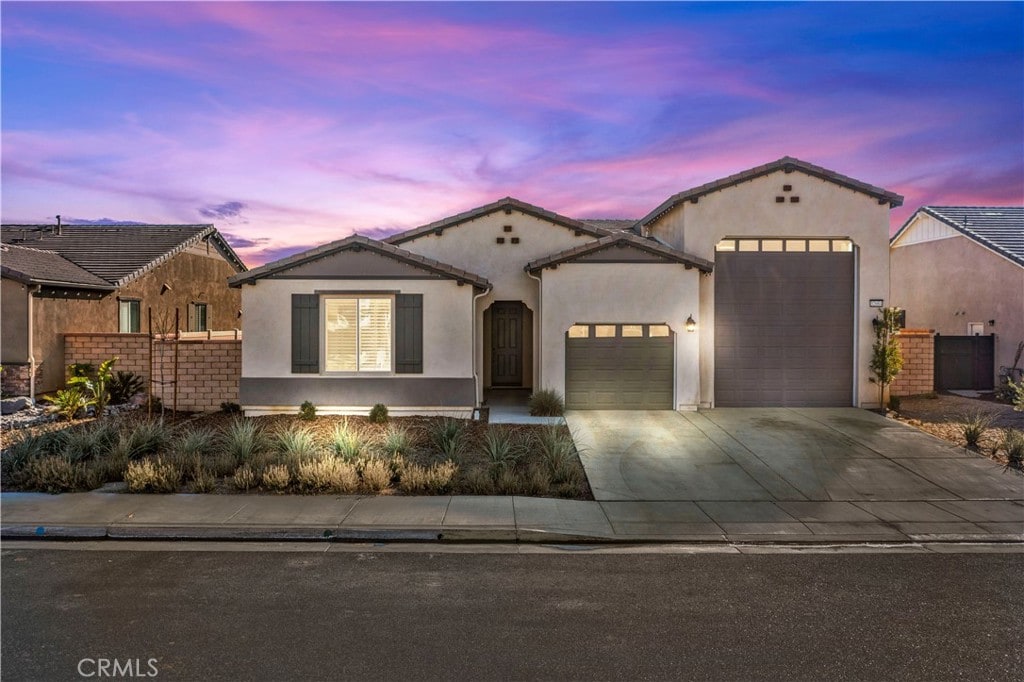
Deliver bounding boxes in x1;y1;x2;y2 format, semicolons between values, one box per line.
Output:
230;156;903;414
890;206;1024;388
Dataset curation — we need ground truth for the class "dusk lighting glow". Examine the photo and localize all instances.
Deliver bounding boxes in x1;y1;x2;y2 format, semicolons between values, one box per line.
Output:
2;1;1021;266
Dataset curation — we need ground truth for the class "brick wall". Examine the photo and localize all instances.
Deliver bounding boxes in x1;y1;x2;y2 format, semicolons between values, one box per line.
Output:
64;333;240;412
889;329;934;397
1;363;43;397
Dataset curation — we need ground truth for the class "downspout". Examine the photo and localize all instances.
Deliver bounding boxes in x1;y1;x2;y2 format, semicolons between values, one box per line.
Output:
28;285;40;403
527;269;543;390
471;285;492;407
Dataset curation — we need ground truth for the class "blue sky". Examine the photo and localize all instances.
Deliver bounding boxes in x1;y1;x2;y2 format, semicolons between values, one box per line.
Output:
3;1;1021;264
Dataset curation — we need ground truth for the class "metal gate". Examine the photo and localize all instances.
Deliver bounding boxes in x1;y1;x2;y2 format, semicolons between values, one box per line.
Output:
934;334;995;391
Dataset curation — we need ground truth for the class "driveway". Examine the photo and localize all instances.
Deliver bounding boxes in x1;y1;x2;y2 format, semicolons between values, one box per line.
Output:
567;408;1023;504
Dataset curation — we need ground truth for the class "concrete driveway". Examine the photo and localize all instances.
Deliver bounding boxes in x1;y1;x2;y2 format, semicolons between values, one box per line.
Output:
567;408;1024;504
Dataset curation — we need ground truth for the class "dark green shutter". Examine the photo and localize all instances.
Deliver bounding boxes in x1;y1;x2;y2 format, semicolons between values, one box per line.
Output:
291;294;319;374
395;294;423;374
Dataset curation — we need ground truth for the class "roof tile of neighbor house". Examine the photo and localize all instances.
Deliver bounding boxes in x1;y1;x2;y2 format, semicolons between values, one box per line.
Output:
896;206;1024;267
636;156;906;228
229;234;492;289
0;224;247;286
0;243;115;290
385;196;612;245
579;219;639;232
525;231;714;273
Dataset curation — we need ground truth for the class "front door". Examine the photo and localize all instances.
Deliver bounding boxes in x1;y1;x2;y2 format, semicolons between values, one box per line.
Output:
491;301;523;386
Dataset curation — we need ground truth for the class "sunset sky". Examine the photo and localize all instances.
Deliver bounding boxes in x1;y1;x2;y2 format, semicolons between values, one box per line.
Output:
3;1;1021;266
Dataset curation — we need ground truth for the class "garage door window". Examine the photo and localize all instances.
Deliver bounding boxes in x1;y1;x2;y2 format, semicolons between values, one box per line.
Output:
717;238;854;252
649;325;670;337
568;325;589;338
569;324;673;338
595;325;616;338
622;325;643;337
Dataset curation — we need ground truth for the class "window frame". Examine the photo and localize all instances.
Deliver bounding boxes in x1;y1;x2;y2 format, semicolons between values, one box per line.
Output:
189;301;209;332
118;298;141;334
321;294;395;374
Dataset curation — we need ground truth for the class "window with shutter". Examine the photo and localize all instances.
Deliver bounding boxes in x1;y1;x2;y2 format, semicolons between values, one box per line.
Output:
324;296;393;373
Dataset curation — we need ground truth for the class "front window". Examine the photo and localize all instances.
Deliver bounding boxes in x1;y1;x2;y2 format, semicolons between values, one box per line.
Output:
119;299;140;333
324;297;392;372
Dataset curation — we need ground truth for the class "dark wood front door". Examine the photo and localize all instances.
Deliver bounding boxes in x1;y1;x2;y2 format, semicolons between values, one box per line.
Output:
491;302;524;386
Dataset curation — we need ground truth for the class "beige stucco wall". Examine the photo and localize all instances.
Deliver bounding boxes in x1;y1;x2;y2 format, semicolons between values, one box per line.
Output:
240;278;475;379
1;278;30;363
647;170;892;408
21;248;242;393
539;262;702;409
396;209;596;393
891;227;1024;379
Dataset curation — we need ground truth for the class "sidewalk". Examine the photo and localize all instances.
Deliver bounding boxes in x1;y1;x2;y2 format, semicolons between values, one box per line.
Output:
3;491;1022;545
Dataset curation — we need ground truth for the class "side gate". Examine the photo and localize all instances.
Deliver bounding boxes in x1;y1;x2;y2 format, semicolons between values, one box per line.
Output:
934;334;995;391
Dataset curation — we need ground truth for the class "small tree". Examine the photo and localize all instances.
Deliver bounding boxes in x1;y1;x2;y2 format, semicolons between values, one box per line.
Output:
869;307;903;409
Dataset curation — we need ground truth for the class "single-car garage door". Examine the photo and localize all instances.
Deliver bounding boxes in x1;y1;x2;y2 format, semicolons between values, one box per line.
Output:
715;238;854;407
565;323;674;409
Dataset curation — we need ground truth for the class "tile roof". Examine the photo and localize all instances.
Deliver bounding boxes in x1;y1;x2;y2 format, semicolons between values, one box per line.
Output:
525;232;714;274
0;243;114;290
636;156;905;228
229;234;491;289
894;206;1024;267
385;196;611;245
1;224;247;286
579;219;639;232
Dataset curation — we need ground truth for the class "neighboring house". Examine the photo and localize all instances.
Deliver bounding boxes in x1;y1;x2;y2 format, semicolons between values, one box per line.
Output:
1;223;246;395
890;206;1024;386
231;156;902;414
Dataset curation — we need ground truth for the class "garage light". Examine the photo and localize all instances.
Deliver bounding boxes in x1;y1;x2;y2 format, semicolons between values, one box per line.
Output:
685;315;697;333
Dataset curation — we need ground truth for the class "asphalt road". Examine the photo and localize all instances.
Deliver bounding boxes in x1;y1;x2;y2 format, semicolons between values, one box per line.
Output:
2;545;1021;681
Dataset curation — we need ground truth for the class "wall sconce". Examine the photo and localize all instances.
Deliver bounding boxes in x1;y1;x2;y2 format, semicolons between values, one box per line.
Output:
685;315;697;333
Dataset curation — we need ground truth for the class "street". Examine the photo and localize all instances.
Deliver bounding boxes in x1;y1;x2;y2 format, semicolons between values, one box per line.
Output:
2;544;1021;681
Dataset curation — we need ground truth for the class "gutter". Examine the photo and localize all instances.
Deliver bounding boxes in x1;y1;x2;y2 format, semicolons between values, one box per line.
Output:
471;286;492;407
526;269;543;390
28;285;40;403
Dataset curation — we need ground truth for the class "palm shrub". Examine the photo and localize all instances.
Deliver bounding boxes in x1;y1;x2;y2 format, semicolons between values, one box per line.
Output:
528;389;565;417
67;357;117;417
108;371;145;405
869;307;903;409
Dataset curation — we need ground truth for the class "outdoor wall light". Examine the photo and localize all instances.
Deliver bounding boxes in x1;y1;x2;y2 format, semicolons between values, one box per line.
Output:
685;315;697;333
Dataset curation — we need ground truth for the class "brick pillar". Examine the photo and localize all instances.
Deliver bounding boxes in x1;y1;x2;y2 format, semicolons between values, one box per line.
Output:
889;329;935;397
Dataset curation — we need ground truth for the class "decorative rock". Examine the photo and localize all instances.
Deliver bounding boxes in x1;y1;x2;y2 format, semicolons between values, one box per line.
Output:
1;397;31;415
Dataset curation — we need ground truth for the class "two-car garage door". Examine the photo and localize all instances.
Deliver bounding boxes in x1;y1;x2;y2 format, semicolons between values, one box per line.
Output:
565;324;674;409
714;240;855;407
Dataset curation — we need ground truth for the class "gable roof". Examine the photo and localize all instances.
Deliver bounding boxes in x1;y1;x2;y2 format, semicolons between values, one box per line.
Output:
579;219;638;232
0;243;115;290
636;156;905;229
892;206;1024;267
1;224;247;287
229;234;491;289
525;232;713;274
385;196;611;246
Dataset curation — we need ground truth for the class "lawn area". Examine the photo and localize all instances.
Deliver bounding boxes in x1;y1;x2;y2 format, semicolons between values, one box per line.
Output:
0;411;592;500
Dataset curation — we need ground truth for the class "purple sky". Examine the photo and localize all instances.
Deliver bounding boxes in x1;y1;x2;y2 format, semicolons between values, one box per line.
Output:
3;2;1022;266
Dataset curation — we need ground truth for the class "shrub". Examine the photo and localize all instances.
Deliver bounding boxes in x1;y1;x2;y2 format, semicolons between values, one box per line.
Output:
397;459;457;494
359;457;393;492
124;457;181;493
329;419;366;461
114;418;170;460
1000;428;1024;469
961;411;995;449
61;421;120;463
461;467;495;495
428;417;468;460
1;435;48;485
1007;379;1024;412
232;464;257;490
379;423;413;458
369;403;389;424
528;389;565;417
191;467;217;493
221;418;264;464
298;400;317;421
535;425;577;482
220;401;241;414
296;455;359;493
261;464;292;492
481;426;524;471
24;456;85;493
91;452;130;484
52;387;92;421
209;452;240;478
175;426;217;459
108;371;145;405
887;395;901;412
275;425;319;464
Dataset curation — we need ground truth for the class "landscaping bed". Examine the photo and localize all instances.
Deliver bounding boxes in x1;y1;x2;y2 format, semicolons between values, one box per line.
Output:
0;411;591;500
893;393;1024;470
